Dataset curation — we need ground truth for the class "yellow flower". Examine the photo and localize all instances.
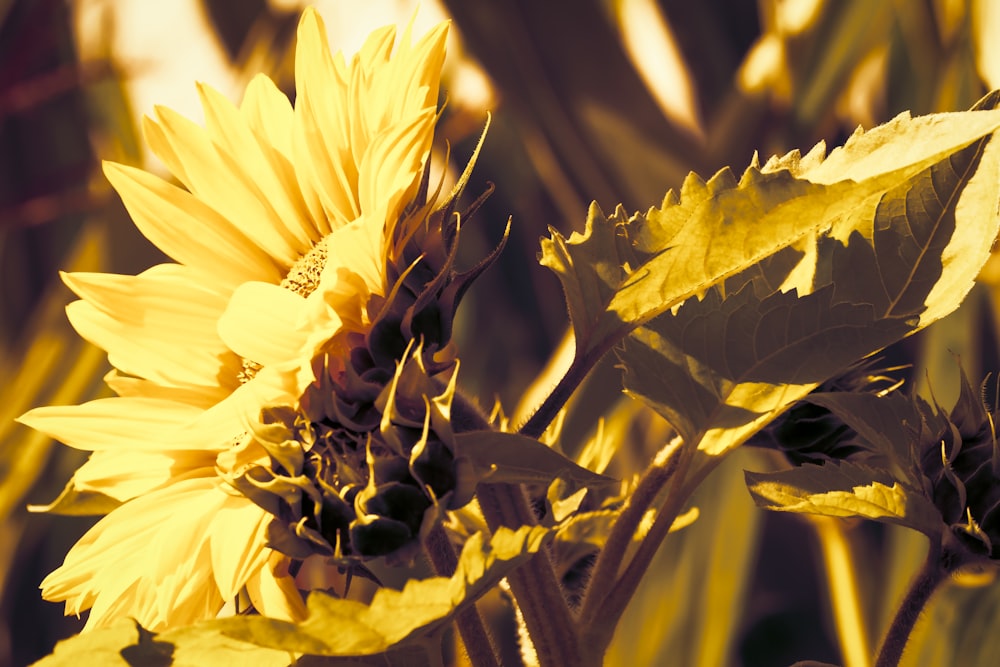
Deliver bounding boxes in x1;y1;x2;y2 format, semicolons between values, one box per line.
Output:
18;8;449;632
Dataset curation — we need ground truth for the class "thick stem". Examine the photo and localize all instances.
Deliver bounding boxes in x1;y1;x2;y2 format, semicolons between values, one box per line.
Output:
476;482;582;667
873;545;949;667
578;439;681;629
586;452;721;653
424;523;501;667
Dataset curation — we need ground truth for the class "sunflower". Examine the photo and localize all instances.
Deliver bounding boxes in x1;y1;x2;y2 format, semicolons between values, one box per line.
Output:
17;8;450;632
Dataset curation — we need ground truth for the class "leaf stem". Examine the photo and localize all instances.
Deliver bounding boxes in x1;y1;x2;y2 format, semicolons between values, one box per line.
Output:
424;523;501;667
873;543;949;667
476;482;582;667
519;349;602;439
588;451;721;653
578;438;682;630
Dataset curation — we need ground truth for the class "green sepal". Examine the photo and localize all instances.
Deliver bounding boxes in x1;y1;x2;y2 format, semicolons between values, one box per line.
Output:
454;430;616;489
745;461;942;537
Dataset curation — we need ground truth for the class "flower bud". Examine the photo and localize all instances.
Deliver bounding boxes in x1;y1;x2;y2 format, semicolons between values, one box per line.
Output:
917;370;1000;561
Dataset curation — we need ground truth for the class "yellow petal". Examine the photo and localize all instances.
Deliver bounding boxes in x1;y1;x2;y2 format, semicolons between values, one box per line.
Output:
62;266;240;390
357;107;436;230
241;74;294;158
245;551;308;622
208;497;271;600
148;105;303;267
294;8;361;232
18;397;219;451
198;82;317;254
42;477;228;631
217;281;311;367
103;369;230;408
103;161;283;287
321;217;384;302
73;449;216;502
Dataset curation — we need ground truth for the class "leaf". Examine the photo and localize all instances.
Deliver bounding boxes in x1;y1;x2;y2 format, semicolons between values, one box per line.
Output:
538;202;638;356
31;619;292;667
195;526;550;657
622;280;911;454
455;430;616;488
541;101;1000;364
33;620;148;667
618;112;1000;456
31;527;551;664
745;461;942;536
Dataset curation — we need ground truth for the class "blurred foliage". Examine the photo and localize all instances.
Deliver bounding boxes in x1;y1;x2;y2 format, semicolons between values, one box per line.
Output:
2;0;1000;665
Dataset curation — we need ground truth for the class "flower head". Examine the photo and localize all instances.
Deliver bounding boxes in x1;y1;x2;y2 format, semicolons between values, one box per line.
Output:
17;8;472;631
917;369;1000;563
750;359;903;465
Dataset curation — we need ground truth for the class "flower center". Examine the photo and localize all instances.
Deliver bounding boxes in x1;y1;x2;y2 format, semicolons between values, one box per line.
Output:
237;238;330;384
281;238;329;298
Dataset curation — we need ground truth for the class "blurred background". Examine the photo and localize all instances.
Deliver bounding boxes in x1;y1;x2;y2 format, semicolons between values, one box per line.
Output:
1;0;999;665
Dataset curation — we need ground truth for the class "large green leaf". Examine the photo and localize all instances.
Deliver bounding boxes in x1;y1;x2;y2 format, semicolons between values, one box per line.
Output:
620;279;910;454
617;108;999;456
35;526;551;664
205;526;548;657
541;99;1000;365
745;461;941;536
33;619;293;667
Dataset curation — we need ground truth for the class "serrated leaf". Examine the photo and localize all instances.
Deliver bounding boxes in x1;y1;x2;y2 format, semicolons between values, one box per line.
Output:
539;202;638;355
455;430;616;488
745;461;941;536
32;528;551;664
32;620;149;667
619;120;998;457
621;279;910;455
541;101;1000;365
31;618;292;667
187;526;551;657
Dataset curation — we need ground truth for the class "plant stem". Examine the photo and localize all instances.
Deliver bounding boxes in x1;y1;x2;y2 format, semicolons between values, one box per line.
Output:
424;523;501;667
578;438;681;629
476;482;582;667
873;545;949;667
519;352;595;439
587;451;720;653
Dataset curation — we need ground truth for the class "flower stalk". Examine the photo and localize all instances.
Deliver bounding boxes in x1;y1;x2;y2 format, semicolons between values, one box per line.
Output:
423;523;500;667
873;542;950;667
578;437;681;631
476;482;583;667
